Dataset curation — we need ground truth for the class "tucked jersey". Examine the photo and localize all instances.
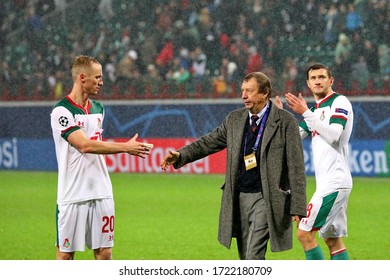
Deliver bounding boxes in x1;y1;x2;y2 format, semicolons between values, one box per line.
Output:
51;96;113;204
299;93;353;195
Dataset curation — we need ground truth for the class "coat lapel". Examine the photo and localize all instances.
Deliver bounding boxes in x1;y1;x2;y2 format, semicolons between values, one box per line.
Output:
232;109;248;152
228;108;248;186
261;103;280;154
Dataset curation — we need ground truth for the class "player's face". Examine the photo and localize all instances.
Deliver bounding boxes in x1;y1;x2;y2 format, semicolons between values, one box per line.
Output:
306;68;334;100
83;63;103;96
241;77;267;114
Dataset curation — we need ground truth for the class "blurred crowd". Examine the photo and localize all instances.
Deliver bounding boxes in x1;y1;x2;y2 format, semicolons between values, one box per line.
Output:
1;0;389;100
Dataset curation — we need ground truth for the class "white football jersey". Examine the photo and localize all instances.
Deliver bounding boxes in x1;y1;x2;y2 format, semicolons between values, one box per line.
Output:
51;96;113;204
300;93;353;195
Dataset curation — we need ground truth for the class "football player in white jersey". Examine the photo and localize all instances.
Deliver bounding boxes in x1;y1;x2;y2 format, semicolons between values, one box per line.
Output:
276;63;353;260
51;55;153;260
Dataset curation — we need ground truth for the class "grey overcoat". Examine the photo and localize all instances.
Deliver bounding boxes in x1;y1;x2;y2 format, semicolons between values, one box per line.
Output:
174;101;307;252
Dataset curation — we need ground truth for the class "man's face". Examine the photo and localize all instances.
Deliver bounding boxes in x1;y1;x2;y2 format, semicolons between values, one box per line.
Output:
306;68;334;100
82;63;103;96
241;77;267;114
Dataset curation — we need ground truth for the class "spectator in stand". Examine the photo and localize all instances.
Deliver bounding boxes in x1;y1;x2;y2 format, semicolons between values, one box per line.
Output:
242;28;257;50
351;55;370;89
36;0;56;16
155;3;174;34
280;57;298;93
130;68;145;97
189;46;207;92
212;74;227;95
376;1;389;44
227;61;240;83
172;66;191;86
323;3;339;45
191;47;207;82
334;33;352;88
362;39;379;76
103;53;117;91
0;60;10;85
51;70;65;100
334;3;348;38
349;31;364;65
378;44;390;77
229;36;249;79
345;3;363;36
303;0;320;37
98;0;115;22
116;50;139;94
219;33;231;56
144;64;164;97
254;17;273;45
139;30;159;71
155;38;174;80
53;0;67;13
262;35;281;73
246;46;263;74
178;47;192;71
26;7;43;51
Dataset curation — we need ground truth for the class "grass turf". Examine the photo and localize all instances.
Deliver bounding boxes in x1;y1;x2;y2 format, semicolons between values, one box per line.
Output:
0;171;389;260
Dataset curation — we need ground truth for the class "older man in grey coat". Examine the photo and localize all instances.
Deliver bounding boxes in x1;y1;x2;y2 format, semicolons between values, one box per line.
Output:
161;72;307;260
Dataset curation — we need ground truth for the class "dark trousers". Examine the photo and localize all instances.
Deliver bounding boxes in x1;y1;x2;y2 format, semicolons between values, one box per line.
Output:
237;192;269;260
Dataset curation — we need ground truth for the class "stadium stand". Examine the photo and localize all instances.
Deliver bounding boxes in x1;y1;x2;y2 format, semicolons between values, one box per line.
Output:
0;0;389;101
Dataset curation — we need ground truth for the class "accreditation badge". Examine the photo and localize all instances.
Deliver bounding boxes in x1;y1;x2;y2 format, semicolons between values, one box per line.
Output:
244;152;257;170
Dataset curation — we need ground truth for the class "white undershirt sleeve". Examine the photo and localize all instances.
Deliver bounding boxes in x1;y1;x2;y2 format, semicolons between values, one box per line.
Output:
302;109;344;144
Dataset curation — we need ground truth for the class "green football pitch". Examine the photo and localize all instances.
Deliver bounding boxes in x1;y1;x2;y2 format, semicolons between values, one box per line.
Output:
0;171;389;260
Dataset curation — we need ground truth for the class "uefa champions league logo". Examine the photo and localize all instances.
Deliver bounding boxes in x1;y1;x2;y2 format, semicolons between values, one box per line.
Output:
58;116;69;127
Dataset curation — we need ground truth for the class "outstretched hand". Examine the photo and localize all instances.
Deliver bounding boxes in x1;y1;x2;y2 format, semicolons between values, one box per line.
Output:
126;133;153;158
160;150;180;171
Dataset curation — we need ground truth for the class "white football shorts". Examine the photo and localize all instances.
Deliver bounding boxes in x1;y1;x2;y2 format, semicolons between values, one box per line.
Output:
56;198;115;252
299;189;351;238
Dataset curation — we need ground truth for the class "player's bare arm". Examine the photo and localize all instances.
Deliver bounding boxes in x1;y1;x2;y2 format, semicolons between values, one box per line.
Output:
68;130;152;158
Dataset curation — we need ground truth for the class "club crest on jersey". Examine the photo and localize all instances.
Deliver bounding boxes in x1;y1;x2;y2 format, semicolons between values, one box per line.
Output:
97;118;102;129
320;110;325;121
58;116;69;127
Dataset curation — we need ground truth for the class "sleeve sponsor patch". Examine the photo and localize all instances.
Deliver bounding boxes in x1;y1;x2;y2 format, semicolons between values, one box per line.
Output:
335;108;348;116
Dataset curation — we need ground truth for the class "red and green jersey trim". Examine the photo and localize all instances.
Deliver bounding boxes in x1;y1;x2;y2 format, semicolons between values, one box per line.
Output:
299;92;348;133
53;96;104;117
53;96;104;140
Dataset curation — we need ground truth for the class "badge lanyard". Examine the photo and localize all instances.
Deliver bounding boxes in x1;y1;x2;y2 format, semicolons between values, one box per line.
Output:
244;101;271;153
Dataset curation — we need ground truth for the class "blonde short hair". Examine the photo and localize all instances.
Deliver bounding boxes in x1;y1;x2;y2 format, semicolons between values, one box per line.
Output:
71;55;100;81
